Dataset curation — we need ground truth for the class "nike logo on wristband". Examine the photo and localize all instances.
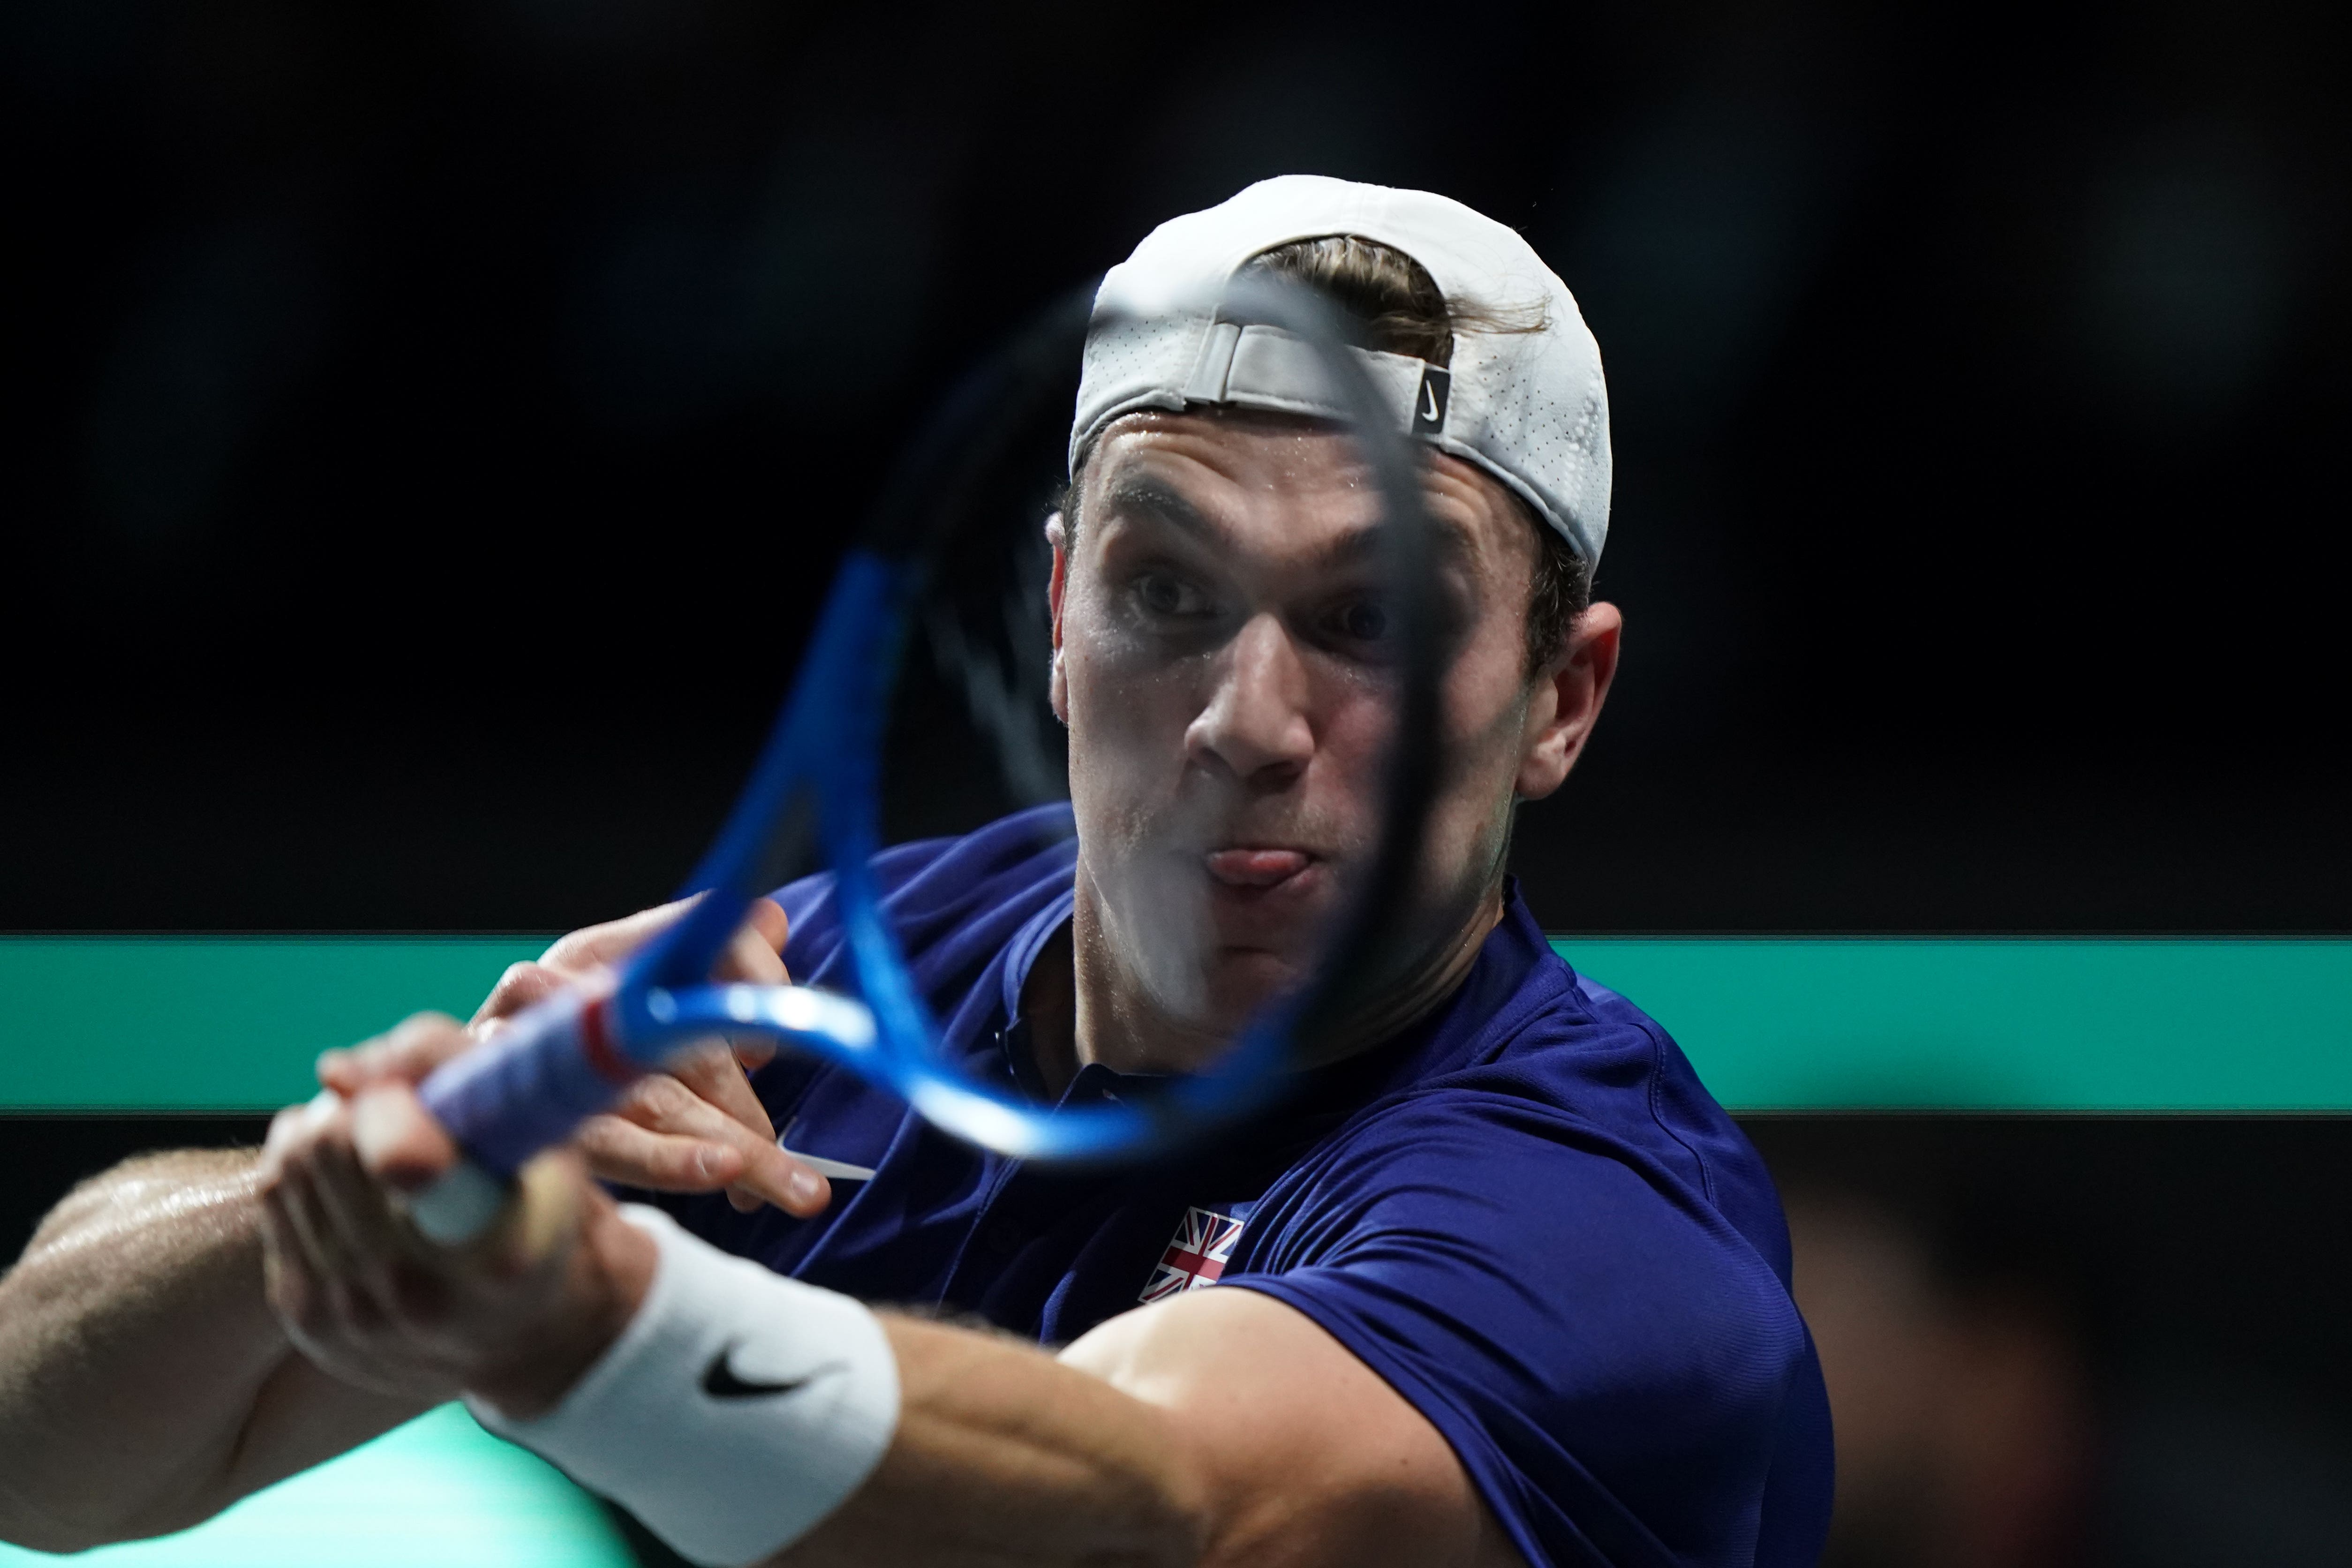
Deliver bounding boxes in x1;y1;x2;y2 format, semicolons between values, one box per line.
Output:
700;1345;844;1400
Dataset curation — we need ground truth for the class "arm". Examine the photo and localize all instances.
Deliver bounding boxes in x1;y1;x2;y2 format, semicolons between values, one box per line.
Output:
0;897;810;1553
0;1149;420;1552
787;1288;1525;1568
285;1062;1525;1568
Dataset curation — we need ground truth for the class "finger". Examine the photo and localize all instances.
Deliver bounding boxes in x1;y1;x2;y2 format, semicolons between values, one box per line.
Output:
308;1132;413;1285
714;926;785;985
610;1071;765;1154
576;1116;747;1192
675;1059;820;1215
731;1037;777;1071
746;897;789;959
713;904;790;985
745;1150;829;1218
272;1151;347;1282
351;1082;461;1194
319;1013;475;1095
482;1148;594;1283
259;1090;346;1253
613;1075;822;1216
325;1272;391;1337
258;1187;327;1336
661;1041;776;1142
540;894;785;982
257;1095;315;1184
467;960;567;1034
539;898;698;973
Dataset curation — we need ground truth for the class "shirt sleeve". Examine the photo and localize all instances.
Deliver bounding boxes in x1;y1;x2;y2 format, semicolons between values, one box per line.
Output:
1223;1093;1819;1568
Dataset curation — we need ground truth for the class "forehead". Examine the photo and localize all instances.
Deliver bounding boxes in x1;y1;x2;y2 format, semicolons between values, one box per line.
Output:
1081;411;1533;572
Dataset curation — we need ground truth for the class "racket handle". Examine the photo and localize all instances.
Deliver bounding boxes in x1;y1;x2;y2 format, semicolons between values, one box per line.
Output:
408;1157;513;1246
409;990;640;1243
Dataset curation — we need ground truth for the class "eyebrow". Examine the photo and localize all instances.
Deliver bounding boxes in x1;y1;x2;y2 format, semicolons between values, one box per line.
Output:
1097;475;1216;543
1300;513;1478;576
1095;473;1481;573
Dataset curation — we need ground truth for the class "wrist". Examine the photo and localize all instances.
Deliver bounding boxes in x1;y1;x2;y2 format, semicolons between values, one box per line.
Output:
471;1198;656;1420
470;1205;900;1567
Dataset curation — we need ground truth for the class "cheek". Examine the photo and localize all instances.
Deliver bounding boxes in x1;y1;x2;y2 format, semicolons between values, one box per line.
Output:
1438;626;1536;776
1417;645;1536;845
1061;624;1197;790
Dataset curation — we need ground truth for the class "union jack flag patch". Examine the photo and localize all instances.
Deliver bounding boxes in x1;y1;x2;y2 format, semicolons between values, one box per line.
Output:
1140;1207;1244;1303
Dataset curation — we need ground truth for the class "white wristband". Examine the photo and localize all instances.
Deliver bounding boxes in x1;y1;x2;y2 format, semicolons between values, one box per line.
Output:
468;1205;900;1567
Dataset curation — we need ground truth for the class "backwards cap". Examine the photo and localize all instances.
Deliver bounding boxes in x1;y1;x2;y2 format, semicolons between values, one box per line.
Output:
1070;174;1612;566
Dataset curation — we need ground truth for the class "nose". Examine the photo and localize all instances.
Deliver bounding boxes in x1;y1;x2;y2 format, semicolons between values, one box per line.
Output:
1188;612;1314;784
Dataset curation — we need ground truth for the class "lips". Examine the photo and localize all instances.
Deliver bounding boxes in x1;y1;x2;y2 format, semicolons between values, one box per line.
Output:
1205;847;1315;889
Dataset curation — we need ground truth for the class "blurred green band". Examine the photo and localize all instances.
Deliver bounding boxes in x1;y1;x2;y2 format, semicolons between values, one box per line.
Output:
0;937;2344;1112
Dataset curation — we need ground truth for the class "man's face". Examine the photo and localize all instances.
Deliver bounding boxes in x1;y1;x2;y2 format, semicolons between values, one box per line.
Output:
1049;410;1601;1050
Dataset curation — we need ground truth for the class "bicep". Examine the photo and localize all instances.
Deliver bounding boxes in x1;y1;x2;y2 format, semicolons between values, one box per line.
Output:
1062;1289;1525;1568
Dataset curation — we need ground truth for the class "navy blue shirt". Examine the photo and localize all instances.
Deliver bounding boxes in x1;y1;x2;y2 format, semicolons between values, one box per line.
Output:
649;805;1832;1568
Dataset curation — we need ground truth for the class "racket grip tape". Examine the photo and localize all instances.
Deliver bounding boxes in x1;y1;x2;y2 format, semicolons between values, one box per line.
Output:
408;991;640;1243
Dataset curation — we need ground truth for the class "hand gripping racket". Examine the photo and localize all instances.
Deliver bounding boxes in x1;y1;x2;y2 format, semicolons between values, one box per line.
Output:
407;272;1447;1244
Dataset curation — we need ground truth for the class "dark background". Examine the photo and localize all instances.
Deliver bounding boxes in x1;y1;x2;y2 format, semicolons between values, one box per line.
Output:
6;0;2346;935
5;5;2351;1563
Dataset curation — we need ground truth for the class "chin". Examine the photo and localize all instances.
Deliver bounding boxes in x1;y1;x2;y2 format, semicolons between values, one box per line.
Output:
1189;950;1313;1039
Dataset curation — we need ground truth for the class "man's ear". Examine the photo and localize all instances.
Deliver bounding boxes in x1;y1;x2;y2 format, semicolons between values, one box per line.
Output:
1044;512;1070;725
1516;602;1621;801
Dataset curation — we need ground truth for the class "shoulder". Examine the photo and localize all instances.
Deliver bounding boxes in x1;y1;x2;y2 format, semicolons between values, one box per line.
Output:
1248;1086;1800;1361
1448;921;1797;1288
1231;1089;1815;1566
1359;905;1794;1283
1545;953;1797;1287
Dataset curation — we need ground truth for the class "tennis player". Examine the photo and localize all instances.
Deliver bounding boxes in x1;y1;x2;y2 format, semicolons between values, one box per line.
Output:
0;177;1832;1568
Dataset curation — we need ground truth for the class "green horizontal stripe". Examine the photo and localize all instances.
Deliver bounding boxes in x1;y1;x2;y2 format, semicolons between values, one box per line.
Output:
0;938;543;1111
1557;937;2352;1112
0;937;2344;1112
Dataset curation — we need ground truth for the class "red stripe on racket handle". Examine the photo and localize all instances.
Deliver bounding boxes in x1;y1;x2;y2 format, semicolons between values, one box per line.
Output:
408;991;641;1244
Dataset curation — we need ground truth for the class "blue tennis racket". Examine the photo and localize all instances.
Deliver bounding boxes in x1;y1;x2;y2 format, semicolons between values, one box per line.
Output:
408;272;1447;1244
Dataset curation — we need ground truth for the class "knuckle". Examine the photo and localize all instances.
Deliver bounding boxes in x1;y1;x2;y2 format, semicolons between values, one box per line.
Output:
671;1043;733;1091
387;1013;462;1062
482;963;550;1016
574;1113;624;1151
653;1146;705;1184
641;1076;697;1117
541;926;614;970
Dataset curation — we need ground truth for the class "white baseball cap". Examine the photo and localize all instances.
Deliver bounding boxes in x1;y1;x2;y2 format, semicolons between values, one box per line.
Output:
1070;174;1612;566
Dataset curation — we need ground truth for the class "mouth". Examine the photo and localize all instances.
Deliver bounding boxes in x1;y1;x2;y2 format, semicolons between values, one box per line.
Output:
1204;846;1318;890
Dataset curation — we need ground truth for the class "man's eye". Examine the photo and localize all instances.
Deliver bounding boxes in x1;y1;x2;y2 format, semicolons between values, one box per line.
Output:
1332;600;1390;642
1135;573;1208;618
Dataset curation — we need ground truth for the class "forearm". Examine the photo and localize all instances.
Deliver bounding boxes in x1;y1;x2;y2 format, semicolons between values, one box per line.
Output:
781;1315;1211;1568
0;1152;405;1549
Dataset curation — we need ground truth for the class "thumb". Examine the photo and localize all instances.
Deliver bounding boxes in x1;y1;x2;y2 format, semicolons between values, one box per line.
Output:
318;1011;475;1096
351;1082;461;1193
746;897;789;956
